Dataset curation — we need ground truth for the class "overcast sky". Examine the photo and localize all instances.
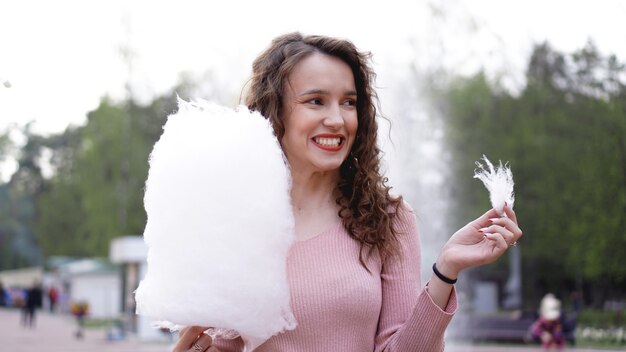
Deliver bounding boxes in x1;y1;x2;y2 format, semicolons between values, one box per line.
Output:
1;0;625;135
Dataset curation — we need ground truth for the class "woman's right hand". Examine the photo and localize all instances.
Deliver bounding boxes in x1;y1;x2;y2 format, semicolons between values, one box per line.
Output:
173;326;216;352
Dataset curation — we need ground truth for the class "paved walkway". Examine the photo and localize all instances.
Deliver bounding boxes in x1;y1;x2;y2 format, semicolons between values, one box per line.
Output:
445;344;624;352
1;308;621;352
0;308;172;352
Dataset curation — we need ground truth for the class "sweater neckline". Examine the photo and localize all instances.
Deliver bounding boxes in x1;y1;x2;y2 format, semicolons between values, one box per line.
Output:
293;221;344;244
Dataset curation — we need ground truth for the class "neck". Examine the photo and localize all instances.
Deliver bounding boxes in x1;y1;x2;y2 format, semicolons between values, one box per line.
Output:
290;169;340;214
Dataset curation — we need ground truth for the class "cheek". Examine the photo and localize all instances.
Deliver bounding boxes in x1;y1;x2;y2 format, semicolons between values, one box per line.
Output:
347;113;359;136
280;124;305;156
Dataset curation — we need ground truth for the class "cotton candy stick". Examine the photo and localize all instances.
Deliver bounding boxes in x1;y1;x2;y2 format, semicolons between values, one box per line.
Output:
135;98;297;350
473;155;515;215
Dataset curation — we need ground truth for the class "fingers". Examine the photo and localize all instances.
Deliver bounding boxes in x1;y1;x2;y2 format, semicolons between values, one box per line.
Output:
503;202;518;223
480;224;514;243
178;326;191;339
483;232;508;254
191;334;213;351
173;326;210;352
473;204;523;247
470;208;501;229
472;204;518;228
484;217;523;246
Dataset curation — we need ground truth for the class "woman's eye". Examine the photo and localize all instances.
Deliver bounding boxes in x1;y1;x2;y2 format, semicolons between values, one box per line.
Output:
308;98;323;105
343;99;356;106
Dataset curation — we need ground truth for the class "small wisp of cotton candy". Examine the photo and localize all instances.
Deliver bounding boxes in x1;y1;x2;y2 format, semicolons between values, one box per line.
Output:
473;155;515;215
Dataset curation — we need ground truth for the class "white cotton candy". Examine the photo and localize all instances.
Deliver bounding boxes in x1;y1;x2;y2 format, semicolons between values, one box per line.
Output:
473;155;515;216
135;98;297;350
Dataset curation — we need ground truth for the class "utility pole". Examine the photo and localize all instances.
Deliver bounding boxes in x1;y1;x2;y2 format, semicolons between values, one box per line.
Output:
117;12;137;334
118;14;134;233
503;246;522;309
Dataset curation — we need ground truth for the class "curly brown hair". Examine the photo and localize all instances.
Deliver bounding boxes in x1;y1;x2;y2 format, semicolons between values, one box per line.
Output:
245;32;404;265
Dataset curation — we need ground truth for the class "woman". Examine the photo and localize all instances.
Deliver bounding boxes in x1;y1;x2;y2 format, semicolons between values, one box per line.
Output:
174;32;522;352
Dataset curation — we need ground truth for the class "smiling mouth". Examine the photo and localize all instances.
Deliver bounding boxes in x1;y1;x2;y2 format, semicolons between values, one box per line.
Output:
314;137;341;147
312;136;344;151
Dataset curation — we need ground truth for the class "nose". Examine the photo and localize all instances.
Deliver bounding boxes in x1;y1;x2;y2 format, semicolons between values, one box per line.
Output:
323;103;345;130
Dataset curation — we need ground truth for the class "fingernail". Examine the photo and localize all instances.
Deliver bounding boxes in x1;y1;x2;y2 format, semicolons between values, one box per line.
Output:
479;227;491;233
488;218;498;223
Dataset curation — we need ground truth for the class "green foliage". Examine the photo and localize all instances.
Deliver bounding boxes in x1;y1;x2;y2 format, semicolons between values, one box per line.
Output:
578;309;626;329
0;125;45;267
0;66;211;269
0;184;31;268
0;86;180;268
438;42;626;306
35;93;177;258
576;309;626;347
0;129;12;169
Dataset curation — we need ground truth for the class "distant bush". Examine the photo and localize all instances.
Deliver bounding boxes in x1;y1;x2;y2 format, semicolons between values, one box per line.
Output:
578;309;625;329
577;326;626;346
576;309;626;347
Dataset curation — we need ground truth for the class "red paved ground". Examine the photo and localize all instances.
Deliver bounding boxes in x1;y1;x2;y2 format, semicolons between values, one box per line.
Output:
1;307;620;352
0;307;171;352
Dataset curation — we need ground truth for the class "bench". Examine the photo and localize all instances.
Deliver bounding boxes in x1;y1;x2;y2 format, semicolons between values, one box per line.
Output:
448;314;577;344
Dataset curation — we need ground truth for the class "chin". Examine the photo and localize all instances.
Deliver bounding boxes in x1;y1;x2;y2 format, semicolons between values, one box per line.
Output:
313;160;345;173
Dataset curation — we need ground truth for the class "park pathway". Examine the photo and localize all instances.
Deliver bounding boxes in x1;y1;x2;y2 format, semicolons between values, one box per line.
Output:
446;343;624;352
1;307;621;352
0;308;171;352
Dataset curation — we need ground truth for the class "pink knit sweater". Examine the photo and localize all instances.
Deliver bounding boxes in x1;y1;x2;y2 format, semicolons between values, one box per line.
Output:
213;205;457;352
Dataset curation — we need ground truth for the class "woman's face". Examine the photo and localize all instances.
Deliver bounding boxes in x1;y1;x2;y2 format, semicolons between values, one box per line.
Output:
280;53;358;176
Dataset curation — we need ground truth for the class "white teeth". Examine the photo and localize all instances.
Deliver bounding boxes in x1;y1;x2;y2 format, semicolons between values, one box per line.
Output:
314;137;341;147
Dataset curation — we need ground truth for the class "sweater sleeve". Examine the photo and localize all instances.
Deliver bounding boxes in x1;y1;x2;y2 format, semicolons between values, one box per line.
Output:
374;204;457;352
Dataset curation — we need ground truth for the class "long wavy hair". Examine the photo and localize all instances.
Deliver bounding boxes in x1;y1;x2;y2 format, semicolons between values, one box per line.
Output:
245;32;404;266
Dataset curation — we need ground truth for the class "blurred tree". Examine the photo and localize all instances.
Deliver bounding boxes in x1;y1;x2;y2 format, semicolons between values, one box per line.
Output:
0;74;210;270
0;129;12;180
0;129;12;267
0;124;45;268
35;127;88;256
35;90;178;257
437;42;626;308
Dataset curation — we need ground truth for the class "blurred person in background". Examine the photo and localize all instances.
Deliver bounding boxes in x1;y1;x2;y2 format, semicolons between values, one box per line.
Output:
47;285;59;313
22;281;43;328
0;281;6;307
530;293;565;350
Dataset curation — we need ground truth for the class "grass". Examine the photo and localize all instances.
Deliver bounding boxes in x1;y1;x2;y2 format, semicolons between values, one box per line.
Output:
79;318;120;329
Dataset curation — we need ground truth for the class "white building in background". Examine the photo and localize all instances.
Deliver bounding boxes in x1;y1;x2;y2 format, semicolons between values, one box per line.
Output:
0;262;120;317
1;240;167;341
0;266;43;288
110;235;164;341
62;258;122;319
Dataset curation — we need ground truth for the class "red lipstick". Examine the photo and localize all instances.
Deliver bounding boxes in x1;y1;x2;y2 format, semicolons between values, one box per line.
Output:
311;134;344;152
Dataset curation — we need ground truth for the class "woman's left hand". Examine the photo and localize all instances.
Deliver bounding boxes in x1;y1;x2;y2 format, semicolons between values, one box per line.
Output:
435;203;523;279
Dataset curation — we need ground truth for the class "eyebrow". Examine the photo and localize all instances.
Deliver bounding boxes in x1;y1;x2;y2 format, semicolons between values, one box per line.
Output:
298;89;357;97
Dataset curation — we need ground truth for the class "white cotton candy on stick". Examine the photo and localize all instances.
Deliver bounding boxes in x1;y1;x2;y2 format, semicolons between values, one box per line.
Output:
473;155;515;216
135;98;297;350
